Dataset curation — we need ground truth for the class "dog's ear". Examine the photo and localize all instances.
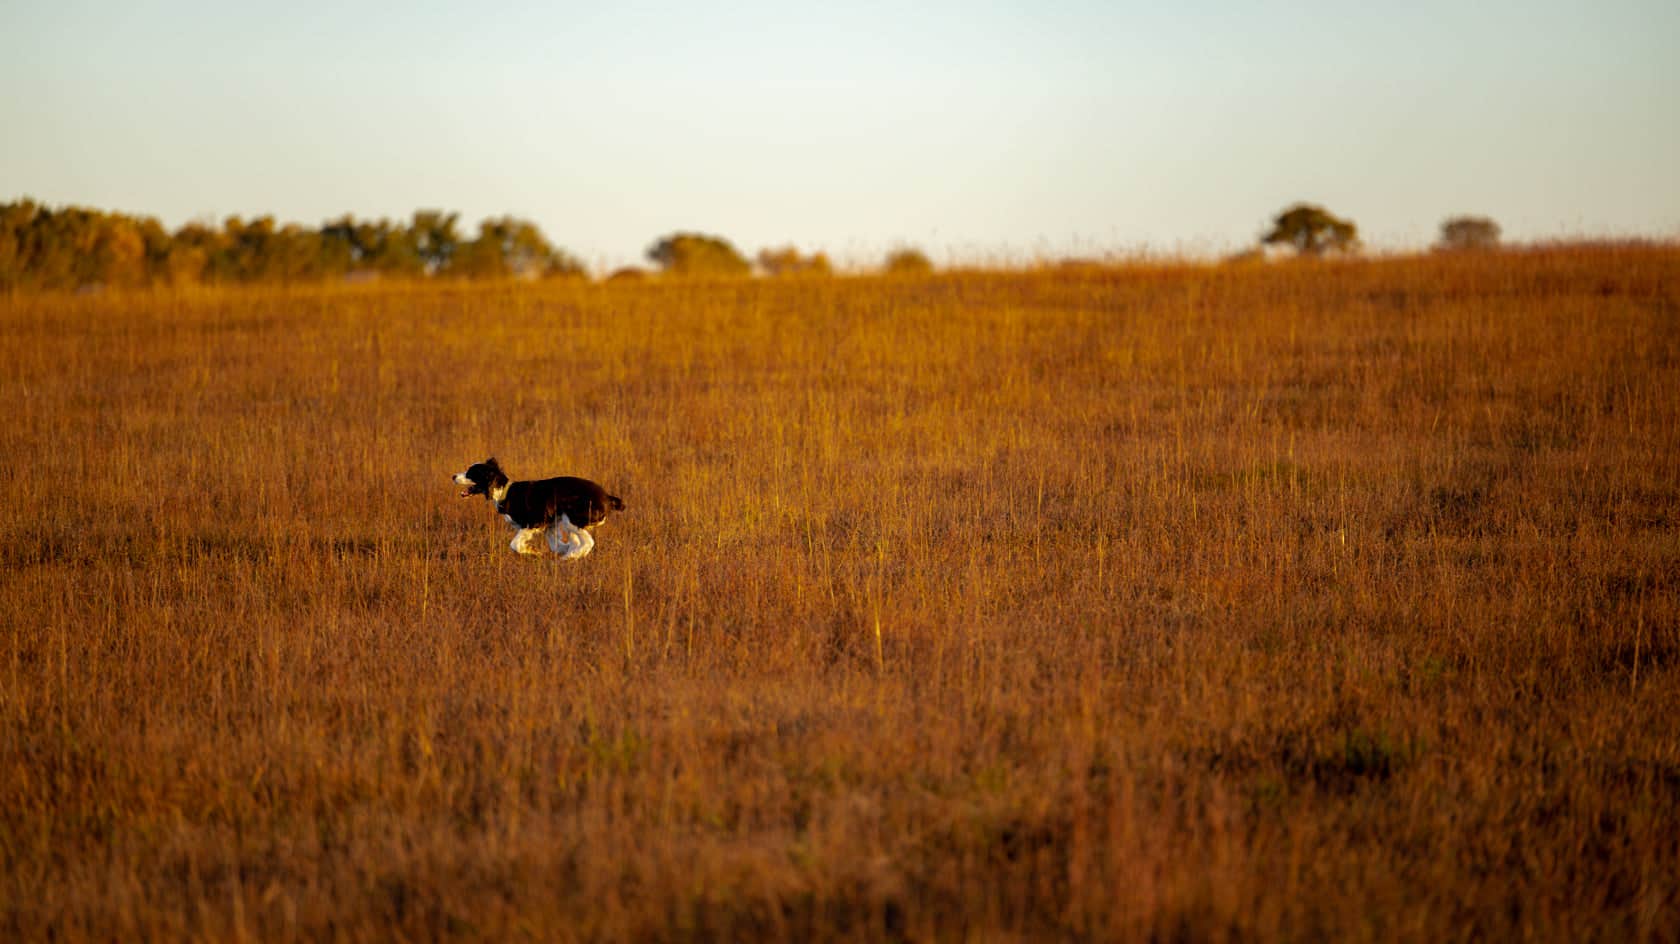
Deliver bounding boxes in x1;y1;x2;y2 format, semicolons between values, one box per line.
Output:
486;457;499;470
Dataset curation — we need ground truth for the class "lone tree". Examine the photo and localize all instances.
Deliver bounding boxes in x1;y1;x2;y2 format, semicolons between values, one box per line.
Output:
1437;215;1501;252
1262;203;1359;256
884;246;933;276
646;232;750;277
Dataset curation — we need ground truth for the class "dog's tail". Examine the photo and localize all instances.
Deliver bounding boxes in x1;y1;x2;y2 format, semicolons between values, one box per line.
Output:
607;494;625;512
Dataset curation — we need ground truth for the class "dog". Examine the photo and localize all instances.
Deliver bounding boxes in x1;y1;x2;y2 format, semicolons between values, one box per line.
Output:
452;457;624;558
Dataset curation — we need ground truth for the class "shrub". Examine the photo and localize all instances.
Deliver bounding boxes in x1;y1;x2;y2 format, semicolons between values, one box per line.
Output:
883;246;933;276
757;246;833;278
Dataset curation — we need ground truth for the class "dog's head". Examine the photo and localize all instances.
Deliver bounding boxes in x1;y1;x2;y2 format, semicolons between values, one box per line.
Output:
452;457;507;499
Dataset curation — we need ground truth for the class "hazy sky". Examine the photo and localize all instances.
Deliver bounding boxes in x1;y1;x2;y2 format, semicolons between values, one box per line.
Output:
4;1;1676;268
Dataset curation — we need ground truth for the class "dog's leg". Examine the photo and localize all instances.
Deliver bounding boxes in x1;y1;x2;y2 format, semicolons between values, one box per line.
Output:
551;515;591;560
511;528;546;555
546;524;576;556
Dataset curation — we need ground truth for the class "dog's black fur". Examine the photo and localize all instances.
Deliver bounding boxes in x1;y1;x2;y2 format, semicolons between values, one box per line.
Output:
454;457;624;529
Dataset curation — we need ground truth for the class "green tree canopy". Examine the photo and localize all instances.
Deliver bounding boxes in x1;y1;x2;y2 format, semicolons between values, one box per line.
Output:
1262;203;1360;256
1437;216;1501;252
646;232;750;277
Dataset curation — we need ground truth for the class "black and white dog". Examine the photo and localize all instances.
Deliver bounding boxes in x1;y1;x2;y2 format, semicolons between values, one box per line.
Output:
453;457;624;558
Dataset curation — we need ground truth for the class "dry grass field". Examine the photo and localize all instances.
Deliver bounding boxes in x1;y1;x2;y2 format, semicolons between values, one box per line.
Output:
2;246;1678;940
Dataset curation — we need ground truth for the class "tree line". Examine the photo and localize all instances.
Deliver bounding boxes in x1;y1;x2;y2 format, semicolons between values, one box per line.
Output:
0;201;587;291
2;197;1508;292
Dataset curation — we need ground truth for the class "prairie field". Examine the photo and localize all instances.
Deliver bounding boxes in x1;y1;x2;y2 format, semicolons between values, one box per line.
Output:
2;246;1679;941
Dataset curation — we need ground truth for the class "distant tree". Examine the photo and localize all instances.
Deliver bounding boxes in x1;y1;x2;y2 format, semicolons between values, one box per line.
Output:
410;210;461;274
757;246;832;277
452;220;514;279
884;247;933;276
217;215;270;281
0;201;40;290
1261;203;1360;257
542;250;589;280
194;215;327;283
482;217;548;278
1437;215;1501;252
646;232;750;277
92;216;147;287
355;219;424;277
271;223;326;282
319;215;362;273
162;242;208;286
456;216;586;280
136;217;172;280
37;206;101;287
170;221;223;284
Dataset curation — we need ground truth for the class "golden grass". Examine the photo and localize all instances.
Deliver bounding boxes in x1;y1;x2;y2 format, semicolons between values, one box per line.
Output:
2;246;1678;940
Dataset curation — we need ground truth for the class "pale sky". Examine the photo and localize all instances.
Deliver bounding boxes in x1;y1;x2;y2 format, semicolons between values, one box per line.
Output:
3;1;1676;270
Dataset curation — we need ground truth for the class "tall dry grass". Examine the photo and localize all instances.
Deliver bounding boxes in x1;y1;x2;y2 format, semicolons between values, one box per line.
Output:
1;246;1678;940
